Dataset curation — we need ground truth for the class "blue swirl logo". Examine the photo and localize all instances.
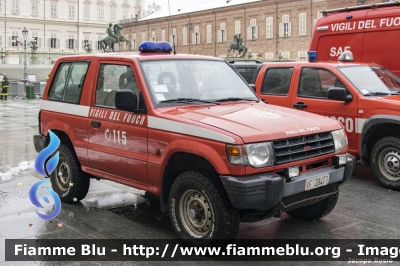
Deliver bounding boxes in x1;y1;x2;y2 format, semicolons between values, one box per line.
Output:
29;180;62;220
35;130;60;177
30;130;61;220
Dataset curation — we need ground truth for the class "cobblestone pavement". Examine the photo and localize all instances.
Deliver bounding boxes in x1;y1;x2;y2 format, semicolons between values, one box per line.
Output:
0;99;399;266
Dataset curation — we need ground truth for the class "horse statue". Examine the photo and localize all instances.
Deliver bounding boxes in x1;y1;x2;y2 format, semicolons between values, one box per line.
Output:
100;24;132;53
227;34;248;58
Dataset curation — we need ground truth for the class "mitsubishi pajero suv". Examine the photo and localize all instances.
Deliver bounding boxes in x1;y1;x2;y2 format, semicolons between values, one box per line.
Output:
34;42;355;241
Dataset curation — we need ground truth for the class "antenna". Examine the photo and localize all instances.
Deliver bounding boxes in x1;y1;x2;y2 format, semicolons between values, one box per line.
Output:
168;0;177;54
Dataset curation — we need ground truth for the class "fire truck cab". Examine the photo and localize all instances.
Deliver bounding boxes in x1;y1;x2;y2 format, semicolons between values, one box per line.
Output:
310;1;400;76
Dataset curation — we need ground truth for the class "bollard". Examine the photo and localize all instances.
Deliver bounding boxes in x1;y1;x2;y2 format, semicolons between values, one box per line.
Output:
26;84;34;99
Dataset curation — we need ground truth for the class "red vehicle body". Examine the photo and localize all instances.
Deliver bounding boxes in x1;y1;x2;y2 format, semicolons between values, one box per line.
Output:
310;1;400;75
34;42;354;241
252;55;400;190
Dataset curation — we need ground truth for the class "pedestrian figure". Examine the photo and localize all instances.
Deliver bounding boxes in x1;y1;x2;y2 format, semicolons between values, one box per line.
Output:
1;73;9;100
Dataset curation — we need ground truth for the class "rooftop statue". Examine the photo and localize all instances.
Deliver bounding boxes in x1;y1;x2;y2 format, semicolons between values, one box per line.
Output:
227;34;247;58
100;23;132;53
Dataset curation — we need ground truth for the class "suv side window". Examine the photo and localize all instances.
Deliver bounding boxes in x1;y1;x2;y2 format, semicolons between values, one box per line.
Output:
96;64;140;108
261;67;293;95
298;68;342;99
48;62;89;103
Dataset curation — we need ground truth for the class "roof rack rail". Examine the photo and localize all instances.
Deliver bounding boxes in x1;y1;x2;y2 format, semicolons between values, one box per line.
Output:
228;60;263;64
322;1;400;15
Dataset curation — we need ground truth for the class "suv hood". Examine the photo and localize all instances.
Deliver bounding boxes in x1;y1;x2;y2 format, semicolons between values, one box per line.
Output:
162;102;342;143
360;96;400;115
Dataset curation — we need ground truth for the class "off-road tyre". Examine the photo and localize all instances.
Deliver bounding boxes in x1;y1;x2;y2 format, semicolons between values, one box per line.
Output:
286;189;339;221
169;170;239;242
370;136;400;190
50;144;90;203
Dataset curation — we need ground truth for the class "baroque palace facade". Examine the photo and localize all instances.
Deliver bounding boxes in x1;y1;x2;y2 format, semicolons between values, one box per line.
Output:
0;0;159;54
120;0;386;60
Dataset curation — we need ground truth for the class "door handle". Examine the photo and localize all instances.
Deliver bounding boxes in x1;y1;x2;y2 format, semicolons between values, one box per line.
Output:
91;120;101;128
293;102;308;109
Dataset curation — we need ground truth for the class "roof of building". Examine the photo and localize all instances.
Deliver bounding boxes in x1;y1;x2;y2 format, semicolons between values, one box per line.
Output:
139;0;262;21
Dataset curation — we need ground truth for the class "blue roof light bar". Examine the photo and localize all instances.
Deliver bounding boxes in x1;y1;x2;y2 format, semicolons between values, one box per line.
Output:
139;41;172;53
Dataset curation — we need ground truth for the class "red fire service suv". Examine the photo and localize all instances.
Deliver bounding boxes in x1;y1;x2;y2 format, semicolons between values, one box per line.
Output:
310;1;400;75
252;50;400;190
34;42;354;241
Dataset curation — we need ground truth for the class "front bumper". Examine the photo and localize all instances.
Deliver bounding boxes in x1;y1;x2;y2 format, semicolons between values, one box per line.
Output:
220;153;355;210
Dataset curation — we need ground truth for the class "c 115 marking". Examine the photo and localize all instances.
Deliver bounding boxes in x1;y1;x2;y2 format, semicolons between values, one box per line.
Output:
105;128;127;145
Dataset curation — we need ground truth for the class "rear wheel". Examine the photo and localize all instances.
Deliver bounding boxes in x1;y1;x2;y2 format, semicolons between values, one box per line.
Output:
370;137;400;190
286;189;339;221
169;171;239;241
50;144;90;203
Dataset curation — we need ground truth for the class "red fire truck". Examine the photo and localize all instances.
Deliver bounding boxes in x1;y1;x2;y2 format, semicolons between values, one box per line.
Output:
310;1;400;76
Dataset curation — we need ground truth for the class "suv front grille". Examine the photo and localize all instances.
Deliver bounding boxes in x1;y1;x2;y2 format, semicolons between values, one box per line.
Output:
273;132;334;165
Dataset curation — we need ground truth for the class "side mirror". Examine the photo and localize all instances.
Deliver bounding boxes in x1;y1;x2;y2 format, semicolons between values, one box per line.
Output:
249;84;256;91
115;89;137;112
327;87;353;102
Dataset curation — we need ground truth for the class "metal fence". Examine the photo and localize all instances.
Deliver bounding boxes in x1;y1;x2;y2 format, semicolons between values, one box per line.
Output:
9;81;46;98
19;50;83;65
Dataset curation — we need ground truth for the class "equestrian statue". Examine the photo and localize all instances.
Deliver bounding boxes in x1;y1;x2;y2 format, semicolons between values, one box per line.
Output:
100;23;132;53
227;34;248;58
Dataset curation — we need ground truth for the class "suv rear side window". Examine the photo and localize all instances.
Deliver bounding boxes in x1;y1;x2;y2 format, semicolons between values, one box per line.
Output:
261;67;293;95
48;61;89;103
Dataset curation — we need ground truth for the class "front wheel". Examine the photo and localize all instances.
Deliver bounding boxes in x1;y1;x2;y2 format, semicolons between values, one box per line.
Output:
370;136;400;190
50;144;90;202
169;171;239;241
286;189;339;221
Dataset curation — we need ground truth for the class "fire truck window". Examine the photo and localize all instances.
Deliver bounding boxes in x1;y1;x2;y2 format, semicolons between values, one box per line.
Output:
298;68;338;99
261;68;293;95
48;62;89;103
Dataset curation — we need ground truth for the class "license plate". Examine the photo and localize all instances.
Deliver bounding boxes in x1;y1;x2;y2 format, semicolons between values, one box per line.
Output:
305;174;329;191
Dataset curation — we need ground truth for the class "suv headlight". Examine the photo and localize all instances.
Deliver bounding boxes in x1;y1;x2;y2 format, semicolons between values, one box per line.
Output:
245;142;274;167
331;129;348;152
226;142;275;168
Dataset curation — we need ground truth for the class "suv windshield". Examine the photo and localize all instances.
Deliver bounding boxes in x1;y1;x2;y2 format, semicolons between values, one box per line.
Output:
140;59;258;106
338;66;400;96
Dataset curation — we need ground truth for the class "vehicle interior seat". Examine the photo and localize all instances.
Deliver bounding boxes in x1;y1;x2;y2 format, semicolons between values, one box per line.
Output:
334;78;345;88
299;72;325;97
95;75;110;106
157;71;177;99
263;74;281;92
64;74;85;102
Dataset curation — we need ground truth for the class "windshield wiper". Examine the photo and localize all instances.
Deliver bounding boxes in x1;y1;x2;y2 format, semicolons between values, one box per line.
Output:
160;98;220;105
214;97;259;103
363;92;398;96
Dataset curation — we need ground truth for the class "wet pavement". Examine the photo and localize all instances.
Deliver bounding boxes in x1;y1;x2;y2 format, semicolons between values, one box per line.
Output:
1;98;400;266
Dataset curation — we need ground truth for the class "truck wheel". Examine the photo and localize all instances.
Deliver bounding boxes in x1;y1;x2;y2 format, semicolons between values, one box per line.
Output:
286;190;339;221
50;144;90;203
370;137;400;190
169;171;239;240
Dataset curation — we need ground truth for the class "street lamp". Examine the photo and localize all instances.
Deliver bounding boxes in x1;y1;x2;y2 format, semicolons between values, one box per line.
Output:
21;27;29;95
